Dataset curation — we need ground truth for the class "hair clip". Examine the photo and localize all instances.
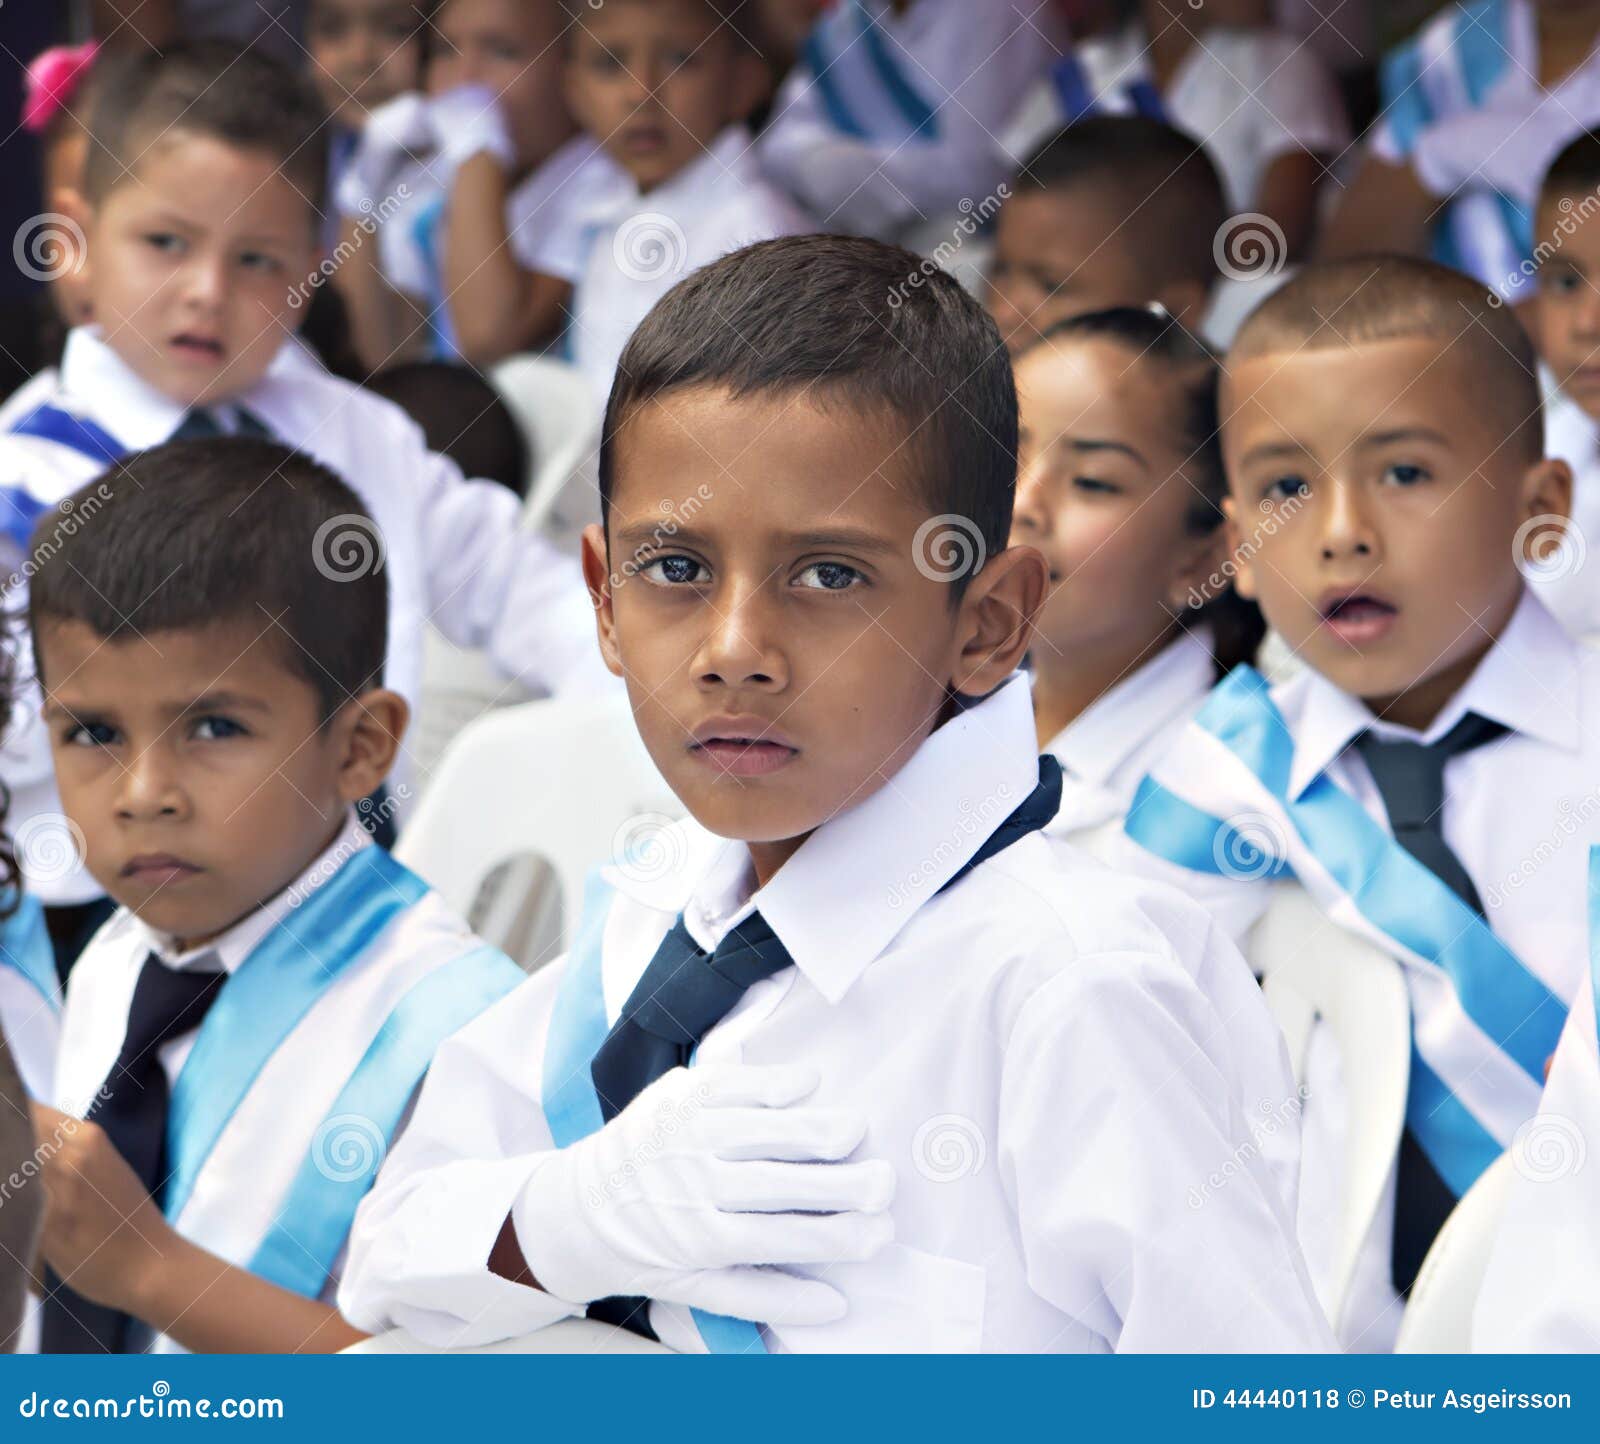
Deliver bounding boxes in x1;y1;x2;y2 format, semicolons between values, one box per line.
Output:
22;42;99;136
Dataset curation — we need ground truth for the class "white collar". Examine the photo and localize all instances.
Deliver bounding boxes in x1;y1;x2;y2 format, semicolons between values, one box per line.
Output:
56;325;303;451
1041;630;1214;786
572;125;758;228
104;811;372;974
1286;588;1581;798
603;674;1042;1004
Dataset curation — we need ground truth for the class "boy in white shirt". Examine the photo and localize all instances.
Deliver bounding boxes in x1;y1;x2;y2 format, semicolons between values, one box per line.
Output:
0;41;609;918
1118;256;1591;1350
21;441;524;1353
339;234;1334;1354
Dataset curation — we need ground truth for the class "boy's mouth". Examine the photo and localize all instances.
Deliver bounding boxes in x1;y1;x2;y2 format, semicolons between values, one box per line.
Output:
121;852;204;887
620;124;669;158
1317;589;1398;646
688;718;800;778
169;332;225;364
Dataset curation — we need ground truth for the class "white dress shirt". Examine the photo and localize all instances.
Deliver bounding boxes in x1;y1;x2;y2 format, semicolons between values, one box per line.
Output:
539;126;811;403
1000;25;1350;213
1473;961;1600;1351
759;0;1067;241
1534;367;1600;641
0;326;612;902
1041;629;1217;841
341;674;1333;1353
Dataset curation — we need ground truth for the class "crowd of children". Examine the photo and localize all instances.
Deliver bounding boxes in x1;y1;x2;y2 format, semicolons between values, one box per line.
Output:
4;0;1600;1357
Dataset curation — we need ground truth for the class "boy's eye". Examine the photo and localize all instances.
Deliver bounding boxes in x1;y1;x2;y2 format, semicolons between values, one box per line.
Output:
641;554;708;586
1547;270;1582;295
145;232;184;255
1071;476;1120;496
192;715;247;742
1382;463;1429;487
1263;475;1309;502
239;251;282;273
795;562;864;592
63;721;118;748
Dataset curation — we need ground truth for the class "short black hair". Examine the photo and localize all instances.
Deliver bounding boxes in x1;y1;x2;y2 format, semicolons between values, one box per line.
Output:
1540;130;1600;211
1013;117;1227;294
84;41;330;227
601;234;1018;594
28;439;388;723
368;362;531;497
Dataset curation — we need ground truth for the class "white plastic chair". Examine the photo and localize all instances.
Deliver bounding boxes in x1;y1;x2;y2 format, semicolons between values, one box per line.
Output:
394;693;682;972
1394;1152;1516;1353
1246;880;1412;1340
490;353;602;543
343;1318;671;1355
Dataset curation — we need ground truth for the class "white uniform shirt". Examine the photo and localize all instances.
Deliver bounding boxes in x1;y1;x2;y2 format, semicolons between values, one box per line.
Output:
1533;368;1600;640
1116;589;1600;1348
541;126;811;403
0;326;612;902
341;675;1333;1353
1040;629;1217;840
758;0;1067;240
1000;25;1350;213
1473;964;1600;1351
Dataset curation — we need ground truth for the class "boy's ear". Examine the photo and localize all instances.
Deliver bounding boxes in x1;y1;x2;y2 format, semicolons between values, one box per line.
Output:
1219;494;1257;602
333;687;410;805
948;543;1048;698
581;522;625;679
1519;455;1573;528
52;186;92;289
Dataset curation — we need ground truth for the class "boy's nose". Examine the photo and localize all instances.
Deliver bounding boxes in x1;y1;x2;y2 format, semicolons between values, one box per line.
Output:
115;752;188;822
1316;482;1377;562
1011;461;1051;540
181;255;228;311
694;590;788;690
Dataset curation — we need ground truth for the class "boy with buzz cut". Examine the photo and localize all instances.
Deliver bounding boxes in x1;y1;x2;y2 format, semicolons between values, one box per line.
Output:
20;440;525;1355
985;117;1227;358
340;234;1334;1354
0;40;609;939
1119;256;1598;1351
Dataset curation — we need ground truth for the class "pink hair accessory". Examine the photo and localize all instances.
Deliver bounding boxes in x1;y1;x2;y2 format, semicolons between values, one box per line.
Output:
22;42;99;135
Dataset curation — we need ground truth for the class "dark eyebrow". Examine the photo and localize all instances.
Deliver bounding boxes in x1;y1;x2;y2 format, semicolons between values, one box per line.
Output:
1066;436;1147;466
1357;427;1453;450
175;691;274;716
774;528;901;556
1237;439;1314;469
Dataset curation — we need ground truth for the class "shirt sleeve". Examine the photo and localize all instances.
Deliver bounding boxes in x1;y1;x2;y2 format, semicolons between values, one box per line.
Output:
338;961;585;1346
998;912;1334;1352
1472;974;1600;1351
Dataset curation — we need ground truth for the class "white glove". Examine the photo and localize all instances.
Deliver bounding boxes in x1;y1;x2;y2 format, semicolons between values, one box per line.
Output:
426;83;517;172
1412;92;1600;205
336;91;434;219
512;1062;895;1328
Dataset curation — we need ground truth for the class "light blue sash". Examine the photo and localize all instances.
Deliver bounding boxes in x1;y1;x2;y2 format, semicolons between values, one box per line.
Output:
540;871;767;1355
1590;847;1600;1050
250;941;524;1298
0;892;58;1009
804;0;939;145
164;846;430;1224
1127;665;1567;1195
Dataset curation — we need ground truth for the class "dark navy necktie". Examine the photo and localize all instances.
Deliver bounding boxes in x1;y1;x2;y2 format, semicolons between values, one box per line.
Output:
168;407;273;443
40;953;227;1353
586;755;1063;1335
1352;711;1508;1297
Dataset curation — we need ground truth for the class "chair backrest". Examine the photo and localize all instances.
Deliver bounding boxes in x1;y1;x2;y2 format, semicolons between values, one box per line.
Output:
1394;1152;1516;1353
490;354;601;541
395;694;682;971
1247;881;1411;1339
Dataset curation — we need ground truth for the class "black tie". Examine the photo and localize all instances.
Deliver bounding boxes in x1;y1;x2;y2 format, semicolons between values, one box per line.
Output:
586;755;1063;1334
168;407;273;443
40;953;227;1353
1352;711;1508;1298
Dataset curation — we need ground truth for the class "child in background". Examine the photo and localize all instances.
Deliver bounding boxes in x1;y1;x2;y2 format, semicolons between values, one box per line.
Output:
1000;0;1348;259
1522;131;1600;638
1012;307;1263;843
340;234;1331;1354
986;118;1226;355
757;0;1066;245
1119;257;1594;1350
26;443;525;1354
